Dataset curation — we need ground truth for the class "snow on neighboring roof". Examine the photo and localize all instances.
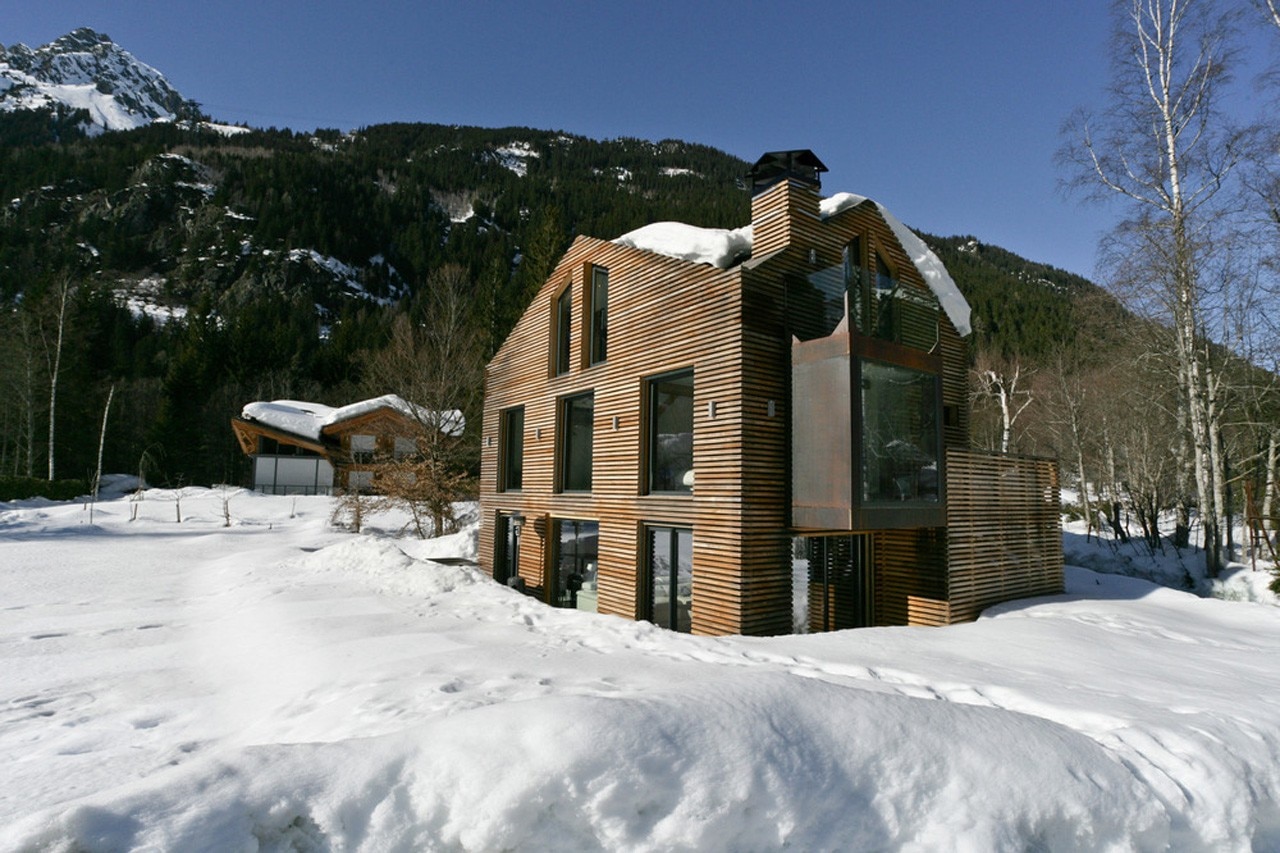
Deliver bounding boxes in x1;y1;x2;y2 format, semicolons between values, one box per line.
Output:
612;222;753;269
821;192;972;337
610;193;972;337
241;395;464;442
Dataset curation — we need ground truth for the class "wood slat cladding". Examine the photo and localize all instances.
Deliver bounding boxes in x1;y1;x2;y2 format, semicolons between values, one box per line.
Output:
480;235;793;636
872;528;950;626
480;170;1060;636
945;449;1063;622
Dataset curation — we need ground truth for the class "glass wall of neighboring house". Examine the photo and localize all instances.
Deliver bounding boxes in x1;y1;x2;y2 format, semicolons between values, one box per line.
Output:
252;436;333;495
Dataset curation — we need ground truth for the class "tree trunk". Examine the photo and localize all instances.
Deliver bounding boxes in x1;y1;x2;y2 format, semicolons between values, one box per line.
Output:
1263;431;1278;538
45;280;69;482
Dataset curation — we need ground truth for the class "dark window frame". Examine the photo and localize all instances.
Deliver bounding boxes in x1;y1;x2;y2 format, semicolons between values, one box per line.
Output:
550;518;600;610
588;265;608;366
644;368;695;495
643;524;693;633
558;391;595;493
499;406;525;492
552;281;572;376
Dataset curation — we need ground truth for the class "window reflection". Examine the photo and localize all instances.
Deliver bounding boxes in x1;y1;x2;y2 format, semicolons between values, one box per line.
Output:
861;360;940;503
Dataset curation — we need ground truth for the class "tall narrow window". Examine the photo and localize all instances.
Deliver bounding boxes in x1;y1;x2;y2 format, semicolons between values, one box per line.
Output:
589;266;608;364
646;526;692;632
647;370;694;493
843;236;863;332
554;286;572;375
552;519;599;611
500;407;524;491
495;513;521;585
560;393;594;491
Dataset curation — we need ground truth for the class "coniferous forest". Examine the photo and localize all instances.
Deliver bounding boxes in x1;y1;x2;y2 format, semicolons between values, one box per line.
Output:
1;113;1276;558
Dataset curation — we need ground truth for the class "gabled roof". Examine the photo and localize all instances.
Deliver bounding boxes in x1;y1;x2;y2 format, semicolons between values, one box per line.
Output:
609;191;972;337
821;193;971;337
239;395;465;443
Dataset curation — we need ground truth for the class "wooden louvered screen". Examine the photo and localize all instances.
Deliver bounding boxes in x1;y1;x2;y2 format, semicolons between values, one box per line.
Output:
945;449;1063;622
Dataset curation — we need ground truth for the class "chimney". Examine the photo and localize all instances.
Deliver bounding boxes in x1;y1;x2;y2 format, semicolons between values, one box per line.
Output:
748;150;827;256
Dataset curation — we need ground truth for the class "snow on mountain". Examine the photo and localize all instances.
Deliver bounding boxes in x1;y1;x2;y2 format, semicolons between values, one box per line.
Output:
489;141;540;177
0;28;192;133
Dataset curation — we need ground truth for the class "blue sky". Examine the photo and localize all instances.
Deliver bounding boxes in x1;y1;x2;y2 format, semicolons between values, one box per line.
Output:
7;2;1275;279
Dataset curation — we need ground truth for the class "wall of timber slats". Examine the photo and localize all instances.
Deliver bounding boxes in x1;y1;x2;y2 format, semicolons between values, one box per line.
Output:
480;181;984;636
479;234;795;636
945;449;1063;622
872;528;950;626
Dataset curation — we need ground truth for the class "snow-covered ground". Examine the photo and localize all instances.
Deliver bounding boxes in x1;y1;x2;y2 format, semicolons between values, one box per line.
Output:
2;488;1279;851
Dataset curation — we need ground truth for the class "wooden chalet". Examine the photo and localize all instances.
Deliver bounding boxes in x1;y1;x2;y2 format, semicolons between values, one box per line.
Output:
478;150;1062;635
231;395;463;495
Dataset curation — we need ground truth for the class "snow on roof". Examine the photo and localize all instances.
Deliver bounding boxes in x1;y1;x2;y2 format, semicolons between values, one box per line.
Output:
821;193;971;337
612;222;753;269
241;395;464;441
610;193;972;337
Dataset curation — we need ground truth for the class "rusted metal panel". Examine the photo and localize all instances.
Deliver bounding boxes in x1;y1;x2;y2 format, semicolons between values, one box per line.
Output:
791;338;852;531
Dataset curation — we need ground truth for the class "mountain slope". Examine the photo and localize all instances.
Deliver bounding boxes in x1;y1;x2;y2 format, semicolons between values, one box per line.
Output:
0;28;196;135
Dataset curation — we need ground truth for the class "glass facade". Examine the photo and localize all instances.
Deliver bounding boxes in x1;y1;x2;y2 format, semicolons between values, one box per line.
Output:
861;360;940;504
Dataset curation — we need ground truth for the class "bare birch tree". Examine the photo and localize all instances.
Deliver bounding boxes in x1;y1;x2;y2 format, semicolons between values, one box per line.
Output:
41;278;72;481
1061;0;1246;574
972;351;1035;454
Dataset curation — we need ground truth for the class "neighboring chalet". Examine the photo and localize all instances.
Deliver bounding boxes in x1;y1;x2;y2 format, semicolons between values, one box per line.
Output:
479;150;1062;635
231;395;464;495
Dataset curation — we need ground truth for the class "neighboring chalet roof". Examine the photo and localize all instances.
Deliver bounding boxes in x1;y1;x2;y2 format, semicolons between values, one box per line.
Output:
611;192;972;337
240;394;465;442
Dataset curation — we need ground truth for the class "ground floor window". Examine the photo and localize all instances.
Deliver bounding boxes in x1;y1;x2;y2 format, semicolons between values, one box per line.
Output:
495;512;523;585
552;519;599;611
792;534;872;632
646;525;692;632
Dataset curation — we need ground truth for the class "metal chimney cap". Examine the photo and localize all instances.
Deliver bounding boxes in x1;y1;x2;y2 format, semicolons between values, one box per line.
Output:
748;150;828;193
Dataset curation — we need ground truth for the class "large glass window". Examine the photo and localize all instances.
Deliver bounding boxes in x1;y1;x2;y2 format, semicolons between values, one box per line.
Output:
554;286;572;375
590;266;608;365
552;519;599;611
500;407;524;491
646;526;692;633
861;359;940;504
648;370;694;494
560;393;594;492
